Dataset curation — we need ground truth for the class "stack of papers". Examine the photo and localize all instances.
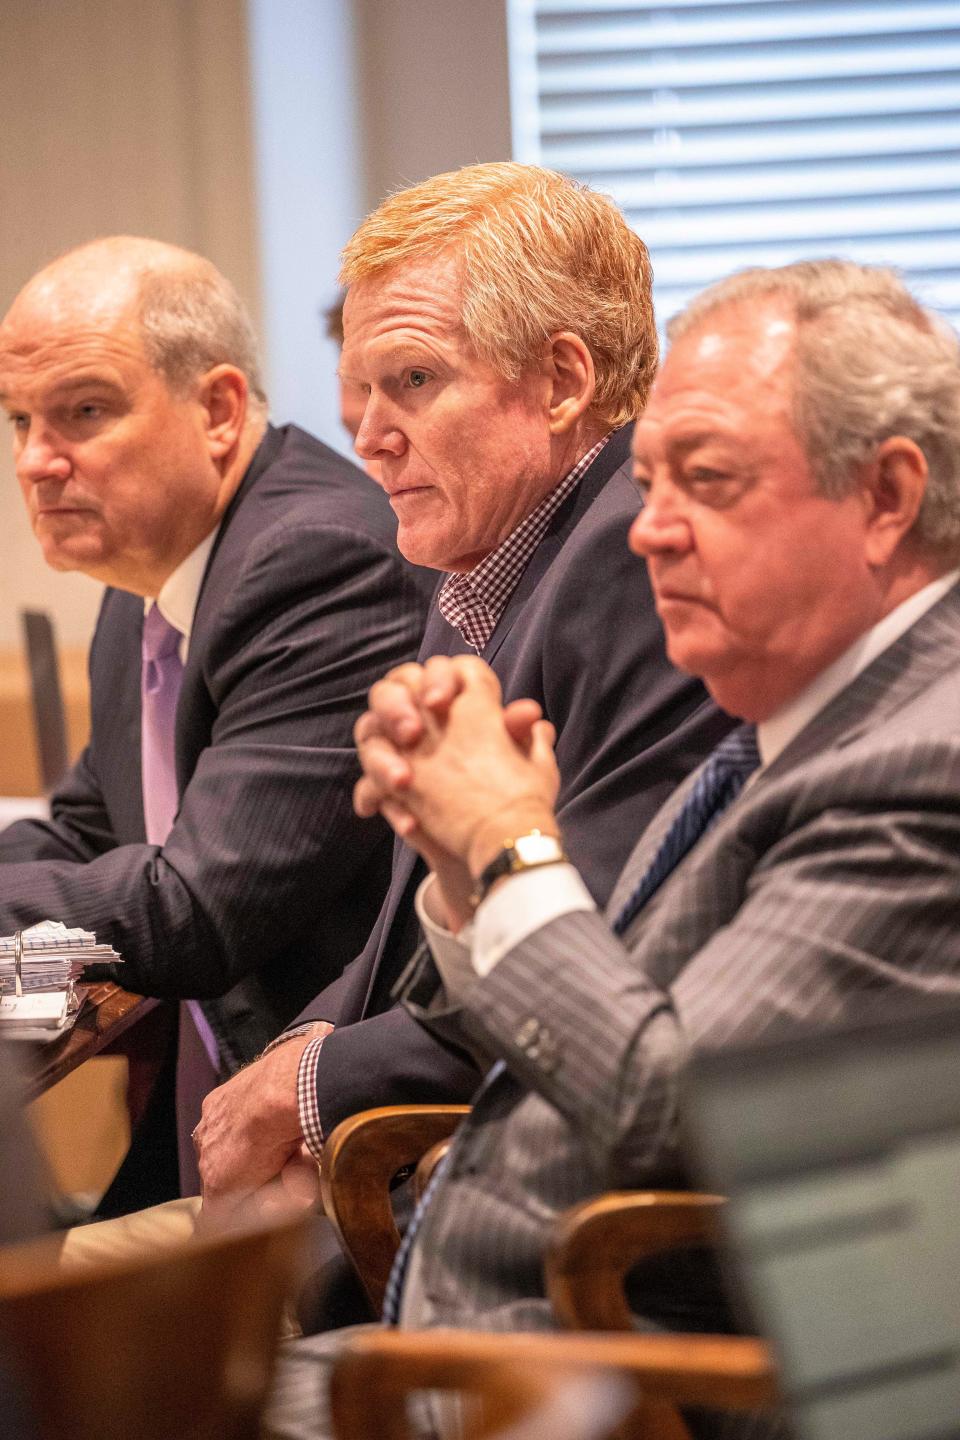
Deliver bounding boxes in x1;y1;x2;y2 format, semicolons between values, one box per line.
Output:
0;921;122;1038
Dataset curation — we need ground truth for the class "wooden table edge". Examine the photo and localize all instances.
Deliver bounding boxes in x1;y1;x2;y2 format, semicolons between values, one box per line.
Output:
25;984;159;1099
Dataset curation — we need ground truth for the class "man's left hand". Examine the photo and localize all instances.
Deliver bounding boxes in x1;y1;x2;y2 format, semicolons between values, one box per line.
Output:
355;655;562;882
194;1031;325;1216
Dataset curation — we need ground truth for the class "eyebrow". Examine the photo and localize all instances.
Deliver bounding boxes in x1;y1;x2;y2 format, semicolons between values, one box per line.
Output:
0;374;127;408
52;375;126;397
341;342;440;378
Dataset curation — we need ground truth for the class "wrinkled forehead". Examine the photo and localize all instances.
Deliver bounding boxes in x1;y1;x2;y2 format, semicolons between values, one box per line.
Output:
0;294;152;403
632;310;801;465
341;253;466;348
649;306;796;407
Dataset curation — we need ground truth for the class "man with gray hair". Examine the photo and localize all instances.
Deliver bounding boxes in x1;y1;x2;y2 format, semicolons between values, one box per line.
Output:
262;258;960;1440
0;237;433;1210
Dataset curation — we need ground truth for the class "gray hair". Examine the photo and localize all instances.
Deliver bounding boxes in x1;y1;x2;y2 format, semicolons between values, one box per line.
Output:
136;263;268;421
669;259;960;555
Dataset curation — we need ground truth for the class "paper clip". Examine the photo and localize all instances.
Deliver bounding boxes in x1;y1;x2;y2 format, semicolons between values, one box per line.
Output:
13;929;23;999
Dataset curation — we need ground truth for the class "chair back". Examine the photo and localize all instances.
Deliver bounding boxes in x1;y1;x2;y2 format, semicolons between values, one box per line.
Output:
20;610;69;793
321;1105;469;1313
0;1213;306;1440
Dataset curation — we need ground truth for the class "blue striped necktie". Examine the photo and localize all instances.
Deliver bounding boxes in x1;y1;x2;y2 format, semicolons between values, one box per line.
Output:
613;724;760;936
381;1059;507;1325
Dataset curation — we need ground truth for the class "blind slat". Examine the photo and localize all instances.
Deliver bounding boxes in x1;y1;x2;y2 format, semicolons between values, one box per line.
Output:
545;119;960;179
537;44;960;95
539;83;960;136
508;0;960;333
535;8;959;54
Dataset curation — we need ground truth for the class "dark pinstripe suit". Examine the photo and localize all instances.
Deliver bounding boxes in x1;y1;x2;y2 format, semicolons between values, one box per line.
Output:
0;424;434;1202
264;580;960;1440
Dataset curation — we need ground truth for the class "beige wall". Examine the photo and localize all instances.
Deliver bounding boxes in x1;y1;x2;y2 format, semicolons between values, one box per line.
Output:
0;0;261;649
0;0;513;652
356;0;512;212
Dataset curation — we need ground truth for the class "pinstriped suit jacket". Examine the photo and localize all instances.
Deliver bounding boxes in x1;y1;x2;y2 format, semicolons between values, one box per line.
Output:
0;425;435;1062
400;579;960;1348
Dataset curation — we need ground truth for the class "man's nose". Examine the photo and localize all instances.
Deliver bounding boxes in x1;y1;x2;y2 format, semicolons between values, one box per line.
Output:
628;485;692;557
15;423;71;484
354;393;406;465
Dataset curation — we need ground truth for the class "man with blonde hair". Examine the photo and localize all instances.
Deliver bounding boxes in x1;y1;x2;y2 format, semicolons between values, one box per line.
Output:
0;236;433;1210
286;257;960;1440
193;162;729;1240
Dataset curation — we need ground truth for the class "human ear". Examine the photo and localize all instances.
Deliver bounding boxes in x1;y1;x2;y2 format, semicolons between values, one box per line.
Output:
198;365;248;458
861;436;928;567
543;332;596;435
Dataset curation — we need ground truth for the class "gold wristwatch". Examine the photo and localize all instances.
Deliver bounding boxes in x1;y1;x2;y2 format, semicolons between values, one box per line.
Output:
471;829;567;908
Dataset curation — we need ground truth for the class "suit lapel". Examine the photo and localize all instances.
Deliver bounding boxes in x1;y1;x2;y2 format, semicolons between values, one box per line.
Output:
608;579;960;933
356;604;468;1014
764;579;960;781
483;427;632;668
363;429;634;1011
97;591;149;841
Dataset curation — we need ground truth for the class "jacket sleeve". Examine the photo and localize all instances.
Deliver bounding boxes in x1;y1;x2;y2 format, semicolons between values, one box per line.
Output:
0;745;118;865
406;744;960;1189
0;514;430;999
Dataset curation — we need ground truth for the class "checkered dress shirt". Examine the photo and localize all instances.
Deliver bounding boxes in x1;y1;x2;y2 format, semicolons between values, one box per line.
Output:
289;434;610;1157
436;435;610;653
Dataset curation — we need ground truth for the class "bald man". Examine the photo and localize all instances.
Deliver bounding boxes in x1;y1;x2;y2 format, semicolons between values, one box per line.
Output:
0;239;433;1210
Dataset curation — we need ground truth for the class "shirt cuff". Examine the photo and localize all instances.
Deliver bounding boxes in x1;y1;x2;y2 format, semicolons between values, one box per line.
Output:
262;1021;320;1055
415;875;478;1005
296;1032;329;1160
416;864;596;983
471;862;595;976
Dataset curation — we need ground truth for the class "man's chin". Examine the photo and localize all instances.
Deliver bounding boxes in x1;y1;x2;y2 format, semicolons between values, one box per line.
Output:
37;539;102;577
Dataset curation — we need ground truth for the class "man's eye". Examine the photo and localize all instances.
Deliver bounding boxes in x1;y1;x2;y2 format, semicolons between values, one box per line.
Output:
75;403;104;420
407;370;429;389
629;470;650;499
6;413;29;432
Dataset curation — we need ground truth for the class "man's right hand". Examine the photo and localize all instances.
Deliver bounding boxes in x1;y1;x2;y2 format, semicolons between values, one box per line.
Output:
193;1025;332;1216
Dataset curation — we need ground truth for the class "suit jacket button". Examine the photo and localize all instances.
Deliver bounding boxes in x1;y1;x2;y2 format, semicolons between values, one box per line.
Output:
515;1018;540;1049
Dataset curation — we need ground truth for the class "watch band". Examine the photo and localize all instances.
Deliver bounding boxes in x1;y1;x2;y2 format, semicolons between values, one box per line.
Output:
471;829;567;908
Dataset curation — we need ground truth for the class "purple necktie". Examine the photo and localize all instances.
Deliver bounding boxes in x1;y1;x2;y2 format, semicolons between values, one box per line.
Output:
141;603;220;1195
141;604;184;847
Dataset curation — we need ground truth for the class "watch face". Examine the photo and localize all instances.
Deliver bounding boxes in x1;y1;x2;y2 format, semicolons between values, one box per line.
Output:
513;833;564;865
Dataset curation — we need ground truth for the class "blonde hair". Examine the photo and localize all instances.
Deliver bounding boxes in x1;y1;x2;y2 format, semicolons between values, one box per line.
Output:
670;260;960;555
340;162;656;427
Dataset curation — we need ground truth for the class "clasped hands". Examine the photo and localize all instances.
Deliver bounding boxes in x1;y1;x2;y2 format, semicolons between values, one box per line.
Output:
193;656;561;1220
353;654;562;931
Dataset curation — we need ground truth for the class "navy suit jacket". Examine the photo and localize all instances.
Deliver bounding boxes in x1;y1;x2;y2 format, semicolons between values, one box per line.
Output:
0;424;435;1068
294;426;735;1134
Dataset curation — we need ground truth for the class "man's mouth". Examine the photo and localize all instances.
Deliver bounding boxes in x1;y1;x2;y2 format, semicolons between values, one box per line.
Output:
388;486;432;503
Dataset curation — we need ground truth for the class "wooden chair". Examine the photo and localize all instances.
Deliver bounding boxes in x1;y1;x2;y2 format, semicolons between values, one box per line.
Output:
329;1329;777;1440
320;1106;780;1439
319;1104;470;1313
0;1212;307;1440
545;1189;726;1330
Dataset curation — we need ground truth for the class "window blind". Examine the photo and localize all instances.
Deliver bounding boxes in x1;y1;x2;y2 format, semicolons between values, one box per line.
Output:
507;0;960;331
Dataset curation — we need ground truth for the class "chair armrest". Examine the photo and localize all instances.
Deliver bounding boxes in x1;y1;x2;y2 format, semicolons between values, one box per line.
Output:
320;1105;470;1314
546;1191;725;1330
328;1328;778;1440
413;1136;455;1203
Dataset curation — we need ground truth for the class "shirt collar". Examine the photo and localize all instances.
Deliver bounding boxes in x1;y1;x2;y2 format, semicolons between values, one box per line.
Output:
144;527;220;661
437;434;611;651
758;567;960;768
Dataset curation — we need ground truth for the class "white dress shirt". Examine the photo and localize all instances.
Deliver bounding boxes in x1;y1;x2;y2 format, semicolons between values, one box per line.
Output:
144;529;219;660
